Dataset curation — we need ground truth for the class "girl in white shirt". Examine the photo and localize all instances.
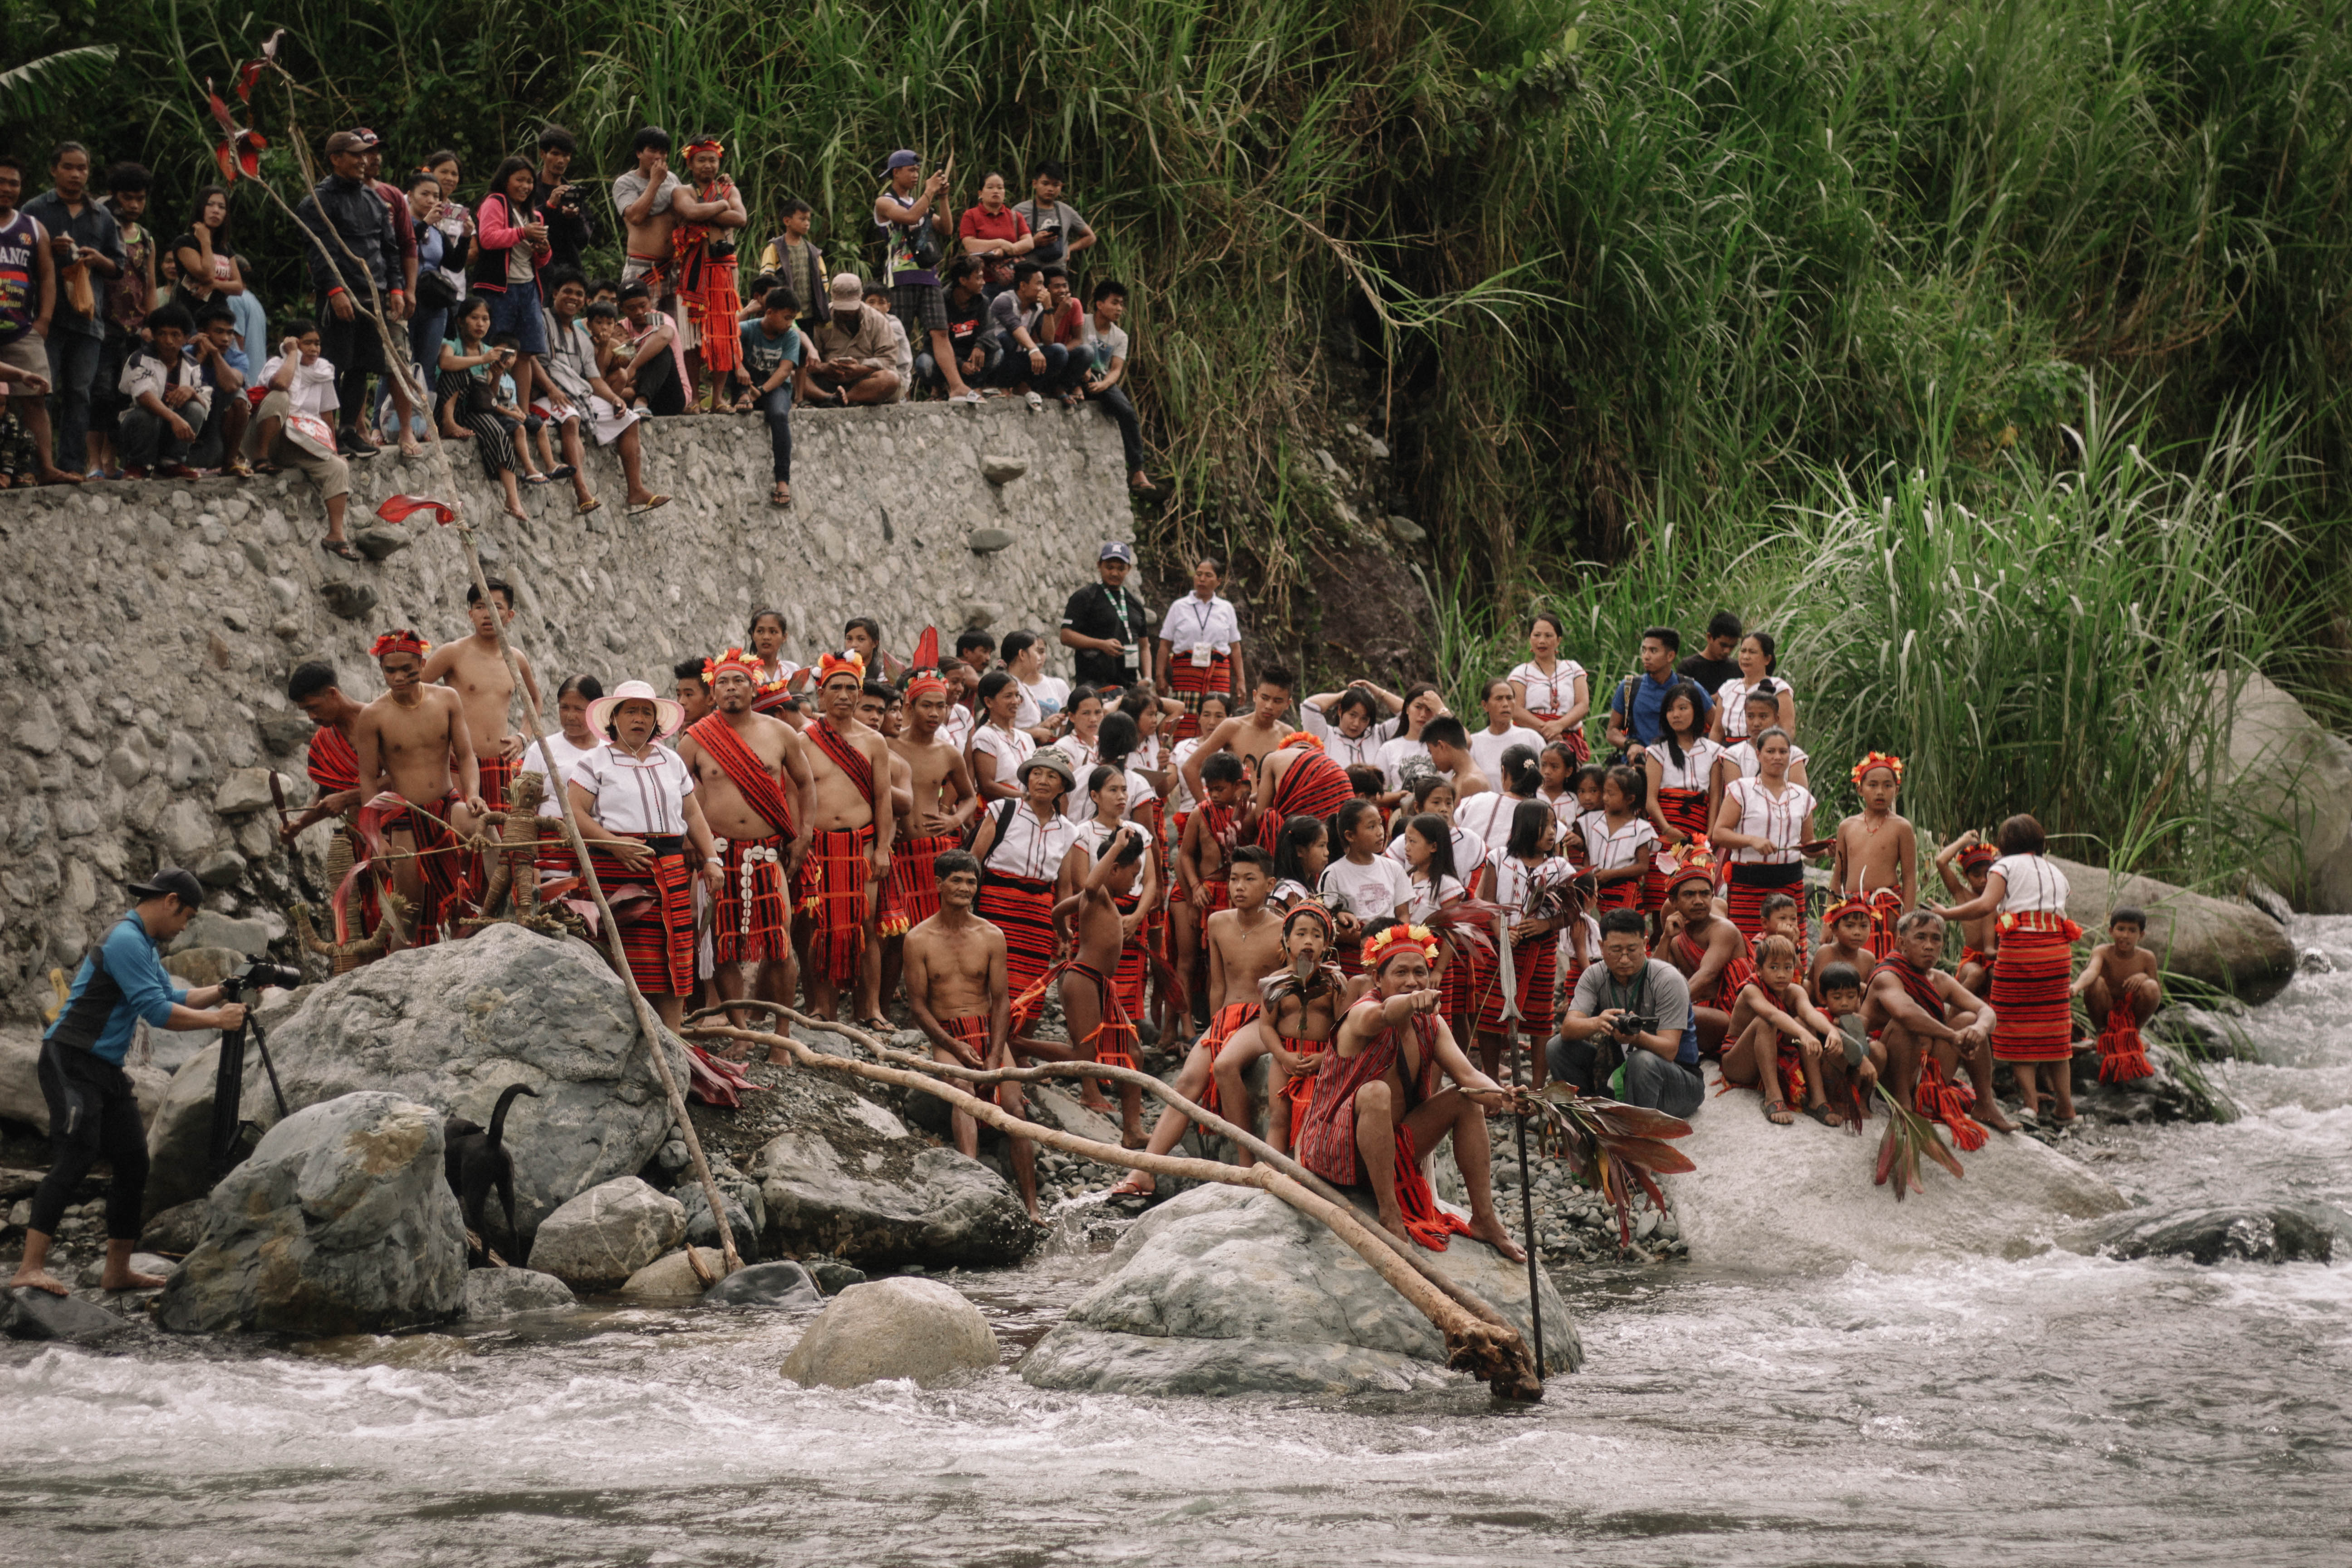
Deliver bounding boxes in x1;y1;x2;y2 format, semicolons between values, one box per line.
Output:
1931;812;2079;1122
1320;797;1410;972
1710;728;1817;940
1469;678;1547;785
1001;629;1071;739
1375;682;1448;804
1455;741;1541;855
1165;691;1230;818
969;671;1036;803
1709;632;1797;741
1508;610;1592;760
1474;799;1577;1076
1578;764;1658;916
1268;812;1330;911
1386;775;1485;884
1301;684;1403;770
1714;687;1811;794
1644;680;1721;909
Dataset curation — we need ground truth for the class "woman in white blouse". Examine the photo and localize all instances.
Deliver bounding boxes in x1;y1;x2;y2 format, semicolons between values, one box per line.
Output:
1508;610;1592;760
1709;631;1797;741
516;673;603;820
1931;812;2080;1123
968;671;1036;804
970;751;1082;1011
567;680;723;1029
1709;727;1816;939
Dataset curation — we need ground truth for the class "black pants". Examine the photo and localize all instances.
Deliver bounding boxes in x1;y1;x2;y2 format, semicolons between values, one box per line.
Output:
1090;382;1143;472
755;383;793;481
316;295;389;439
29;1038;149;1240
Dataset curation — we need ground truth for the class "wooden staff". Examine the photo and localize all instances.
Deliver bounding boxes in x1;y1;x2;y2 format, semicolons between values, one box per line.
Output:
1490;903;1546;1377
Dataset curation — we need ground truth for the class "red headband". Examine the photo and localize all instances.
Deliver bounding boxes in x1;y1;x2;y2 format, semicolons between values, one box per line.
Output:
684;138;724;156
704;646;762;685
905;672;949;701
1362;923;1440;974
1959;843;1999;870
817;650;866;688
1851;751;1905;786
371;629;430;659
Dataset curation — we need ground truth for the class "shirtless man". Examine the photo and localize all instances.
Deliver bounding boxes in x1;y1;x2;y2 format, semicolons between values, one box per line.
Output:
674;649;812;1043
1111;847;1286;1194
853;679;916;1027
1052;821;1152;1147
1180;666;1298;808
353;629;482;944
1420;717;1491;800
420;578;542;813
1864;909;2009;1133
1829;753;1916;958
1294;923;1525;1259
1174;751;1249;1023
794;653;895;1024
614;127;680;302
1214;902;1362;1164
280;660;369;842
887;671;978;942
902;849;1038;1219
1651;857;1745;1055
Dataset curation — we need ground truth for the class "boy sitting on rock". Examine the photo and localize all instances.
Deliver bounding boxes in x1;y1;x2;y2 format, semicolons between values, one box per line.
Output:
1722;933;1841;1127
2073;906;2160;1083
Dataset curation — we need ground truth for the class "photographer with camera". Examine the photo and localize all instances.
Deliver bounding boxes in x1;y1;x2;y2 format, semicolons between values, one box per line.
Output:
529;125;598;274
1549;907;1705;1116
10;869;250;1298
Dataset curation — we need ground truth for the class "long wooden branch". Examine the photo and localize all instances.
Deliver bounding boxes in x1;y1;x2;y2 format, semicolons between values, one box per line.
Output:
686;1016;1542;1399
684;1000;1528;1339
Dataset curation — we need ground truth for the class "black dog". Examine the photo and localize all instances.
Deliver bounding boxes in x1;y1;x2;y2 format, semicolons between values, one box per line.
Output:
444;1083;538;1266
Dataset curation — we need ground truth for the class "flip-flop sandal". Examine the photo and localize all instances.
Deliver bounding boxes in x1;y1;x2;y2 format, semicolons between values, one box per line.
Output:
524;471;556;485
626;493;671;515
1803;1103;1843;1127
548;463;577;480
855;1016;892;1034
770;485;793;509
1762;1099;1794;1125
576;497;601;516
321;538;363;561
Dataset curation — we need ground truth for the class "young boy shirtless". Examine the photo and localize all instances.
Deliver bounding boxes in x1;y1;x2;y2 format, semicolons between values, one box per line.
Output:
1174;751;1249;1025
1111;847;1285;1194
901;850;1038;1219
1933;831;2001;996
1811;960;1883;1120
1051;821;1153;1147
1863;908;2006;1139
1811;897;1877;1003
1211;902;1364;1164
1829;753;1916;958
1721;933;1842;1126
2073;906;2161;1083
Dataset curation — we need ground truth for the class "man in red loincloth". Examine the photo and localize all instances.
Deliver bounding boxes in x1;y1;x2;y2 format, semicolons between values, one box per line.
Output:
794;651;894;1025
352;629;483;944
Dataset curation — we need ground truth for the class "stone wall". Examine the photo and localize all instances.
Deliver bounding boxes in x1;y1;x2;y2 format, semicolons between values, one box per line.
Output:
0;400;1133;1013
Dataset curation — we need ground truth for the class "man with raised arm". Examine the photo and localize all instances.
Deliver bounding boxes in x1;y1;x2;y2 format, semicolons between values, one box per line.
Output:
353;629;481;944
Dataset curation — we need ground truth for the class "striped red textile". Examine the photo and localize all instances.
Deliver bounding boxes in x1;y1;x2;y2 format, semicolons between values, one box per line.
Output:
714;834;789;965
888;833;960;931
1478;932;1558;1034
977;873;1057;1024
1726;863;1802;939
799;826;874;986
1196;1000;1262;1113
1168;652;1232;741
1280;1033;1324;1146
594;838;693;995
477;753;517;812
1991;912;2082;1063
1257;747;1354;851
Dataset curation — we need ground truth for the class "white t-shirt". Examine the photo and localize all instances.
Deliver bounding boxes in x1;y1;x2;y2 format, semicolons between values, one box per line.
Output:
936;702;976;755
1388;823;1486;886
1303;703;1397;771
1716;676;1793;740
1168;736;1209;815
1157;593;1241;658
1320;854;1410;926
1079;314;1129;377
1470;725;1546;785
570;743;695;835
259;353;340;417
1722;777;1815;865
1013;674;1071;731
1650;736;1723;793
1508;658;1587;717
1378;735;1436;794
1405;871;1468;925
1453;789;1524;856
1071;766;1155;828
1723;738;1808;782
1490;851;1575;916
1993;853;2070;915
970;722;1035;793
981;800;1079;882
1578;813;1659;874
516;733;598;818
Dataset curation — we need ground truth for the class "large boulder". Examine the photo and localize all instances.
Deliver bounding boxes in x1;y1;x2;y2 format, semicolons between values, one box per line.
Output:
527;1176;686;1291
2205;670;2352;912
619;1246;727;1299
704;1259;823;1310
156;1091;466;1335
1667;1069;2130;1273
463;1267;576;1318
222;925;690;1251
2063;1203;2349;1265
142;1036;268;1220
755;1067;1042;1267
2047;855;2293;1001
1019;1184;1579;1396
781;1276;999;1387
0;1026;171;1137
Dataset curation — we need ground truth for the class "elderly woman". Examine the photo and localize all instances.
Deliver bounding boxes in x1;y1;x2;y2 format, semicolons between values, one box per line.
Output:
567;679;723;1029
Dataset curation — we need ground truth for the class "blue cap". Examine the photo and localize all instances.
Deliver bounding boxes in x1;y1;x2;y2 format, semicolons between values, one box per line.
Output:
1099;541;1136;564
885;149;921;171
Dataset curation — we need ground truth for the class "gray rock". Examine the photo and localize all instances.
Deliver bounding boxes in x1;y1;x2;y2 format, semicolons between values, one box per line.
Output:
463;1267;576;1318
351;525;412;562
169;911;273;956
678;1178;761;1256
2206;670;2352;913
2047;855;2294;1002
1386;514;1426;545
211;769;286;816
703;1259;822;1309
0;1026;170;1140
810;1260;866;1294
529;1177;686;1291
2064;1203;2349;1265
2147;1002;2262;1062
162;947;245;991
979;455;1027;486
157;1091;466;1335
78;1252;177;1288
194;852;247;887
619;1245;725;1298
1019;1185;1576;1396
5;1287;128;1343
226;925;690;1251
967;527;1016;553
139;1197;211;1255
318;580;378;620
781;1276;998;1387
756;1100;1042;1267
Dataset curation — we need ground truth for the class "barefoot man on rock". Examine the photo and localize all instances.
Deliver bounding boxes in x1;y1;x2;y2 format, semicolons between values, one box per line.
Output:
12;868;246;1298
354;629;483;944
794;652;894;1024
902;848;1039;1220
420;578;541;812
675;647;811;1045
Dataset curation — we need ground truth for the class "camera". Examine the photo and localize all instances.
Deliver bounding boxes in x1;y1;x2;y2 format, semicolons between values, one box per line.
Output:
221;956;304;1000
1610;1013;1658;1036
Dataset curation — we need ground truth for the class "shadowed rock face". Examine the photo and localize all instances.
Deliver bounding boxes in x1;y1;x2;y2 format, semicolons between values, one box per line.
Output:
1019;1185;1579;1397
157;1091;466;1336
2046;854;2294;1001
2064;1203;2350;1266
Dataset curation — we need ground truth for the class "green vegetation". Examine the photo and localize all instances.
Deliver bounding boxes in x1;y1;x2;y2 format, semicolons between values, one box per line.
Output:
6;0;2347;883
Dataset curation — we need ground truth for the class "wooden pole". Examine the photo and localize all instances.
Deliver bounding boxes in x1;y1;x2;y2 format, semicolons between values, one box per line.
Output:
1491;906;1547;1377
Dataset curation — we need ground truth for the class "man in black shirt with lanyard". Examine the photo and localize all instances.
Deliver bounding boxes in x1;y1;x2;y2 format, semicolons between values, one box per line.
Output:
1059;541;1153;690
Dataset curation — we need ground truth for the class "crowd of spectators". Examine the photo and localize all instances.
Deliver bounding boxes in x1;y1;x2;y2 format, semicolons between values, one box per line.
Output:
0;129;1152;547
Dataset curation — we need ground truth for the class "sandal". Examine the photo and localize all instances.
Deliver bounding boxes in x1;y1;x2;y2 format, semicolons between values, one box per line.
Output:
523;471;556;486
321;538;363;562
1803;1103;1843;1128
770;482;792;509
855;1016;892;1034
548;463;576;480
1762;1099;1794;1125
626;493;671;515
576;497;602;516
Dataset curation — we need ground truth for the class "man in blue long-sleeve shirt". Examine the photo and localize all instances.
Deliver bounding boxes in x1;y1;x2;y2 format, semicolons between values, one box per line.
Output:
11;868;247;1298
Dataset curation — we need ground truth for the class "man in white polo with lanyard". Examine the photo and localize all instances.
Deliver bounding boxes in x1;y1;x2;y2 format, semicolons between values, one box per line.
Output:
1156;556;1244;742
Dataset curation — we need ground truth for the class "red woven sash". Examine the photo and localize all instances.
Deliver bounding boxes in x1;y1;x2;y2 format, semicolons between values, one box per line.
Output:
808;718;876;802
688;713;797;840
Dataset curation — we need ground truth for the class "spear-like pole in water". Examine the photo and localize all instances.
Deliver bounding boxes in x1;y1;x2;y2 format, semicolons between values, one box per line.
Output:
1491;904;1545;1376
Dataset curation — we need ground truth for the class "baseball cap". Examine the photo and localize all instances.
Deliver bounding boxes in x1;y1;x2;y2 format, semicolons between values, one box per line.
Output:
349;127;382;149
1099;541;1137;565
128;867;205;906
324;130;369;156
884;149;921;172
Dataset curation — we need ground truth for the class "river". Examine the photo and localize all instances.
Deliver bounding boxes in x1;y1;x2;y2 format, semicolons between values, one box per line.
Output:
6;921;2349;1566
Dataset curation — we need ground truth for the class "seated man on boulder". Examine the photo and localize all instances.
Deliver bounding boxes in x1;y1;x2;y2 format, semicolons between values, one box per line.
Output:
1865;908;2003;1144
1293;922;1525;1258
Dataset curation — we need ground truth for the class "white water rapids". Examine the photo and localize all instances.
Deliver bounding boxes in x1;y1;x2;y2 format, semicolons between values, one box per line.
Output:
5;921;2349;1565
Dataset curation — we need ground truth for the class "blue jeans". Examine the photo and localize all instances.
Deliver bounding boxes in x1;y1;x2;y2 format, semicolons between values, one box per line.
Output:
988;335;1082;395
44;330;100;471
919;337;998;390
484;286;549;356
755;382;793;482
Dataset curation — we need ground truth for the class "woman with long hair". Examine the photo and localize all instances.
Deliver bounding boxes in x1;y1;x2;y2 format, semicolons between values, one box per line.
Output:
436;295;528;520
1475;798;1576;1083
170;186;245;309
969;670;1035;804
1710;728;1815;939
1643;679;1721;911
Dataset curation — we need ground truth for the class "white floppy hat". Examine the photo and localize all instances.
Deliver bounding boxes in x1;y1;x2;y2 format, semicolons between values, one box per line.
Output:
588;678;686;740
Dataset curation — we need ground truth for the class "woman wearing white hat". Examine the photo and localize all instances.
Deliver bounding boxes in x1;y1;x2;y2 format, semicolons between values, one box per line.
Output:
970;749;1078;1022
567;679;724;1028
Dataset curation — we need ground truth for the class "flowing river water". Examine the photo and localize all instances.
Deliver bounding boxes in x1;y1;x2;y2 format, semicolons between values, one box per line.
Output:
6;921;2350;1566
